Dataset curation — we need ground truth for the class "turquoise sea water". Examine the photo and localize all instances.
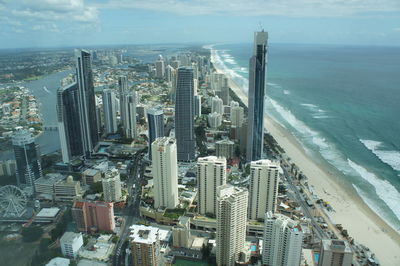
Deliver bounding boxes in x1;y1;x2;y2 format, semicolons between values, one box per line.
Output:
211;43;400;231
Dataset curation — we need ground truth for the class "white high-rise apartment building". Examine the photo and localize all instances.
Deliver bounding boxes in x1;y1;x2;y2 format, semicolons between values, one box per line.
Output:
102;168;122;202
318;239;353;266
130;225;161;266
208;112;222;129
262;212;303;266
165;65;175;83
216;184;248;266
155;56;165;79
230;101;244;128
60;232;83;258
152;137;178;209
211;95;224;115
172;216;191;248
215;139;235;160
197;156;227;216
102;89;117;134
248;160;280;220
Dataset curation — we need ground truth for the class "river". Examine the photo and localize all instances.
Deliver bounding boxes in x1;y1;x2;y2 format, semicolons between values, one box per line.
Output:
0;69;73;160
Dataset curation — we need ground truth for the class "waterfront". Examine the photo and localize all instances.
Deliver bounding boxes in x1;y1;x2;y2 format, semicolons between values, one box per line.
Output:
0;69;73;160
210;43;400;265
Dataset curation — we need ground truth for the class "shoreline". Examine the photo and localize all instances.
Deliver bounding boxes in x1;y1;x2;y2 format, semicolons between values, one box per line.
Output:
210;50;400;265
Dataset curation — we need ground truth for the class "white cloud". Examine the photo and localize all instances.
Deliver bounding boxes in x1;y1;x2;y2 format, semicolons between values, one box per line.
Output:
0;0;98;34
96;0;400;17
3;0;99;23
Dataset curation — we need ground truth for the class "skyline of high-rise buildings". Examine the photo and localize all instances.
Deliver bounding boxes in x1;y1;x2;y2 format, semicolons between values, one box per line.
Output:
4;30;374;266
246;31;268;162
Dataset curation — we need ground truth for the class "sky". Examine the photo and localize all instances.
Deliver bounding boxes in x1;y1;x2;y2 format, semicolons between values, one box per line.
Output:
0;0;400;49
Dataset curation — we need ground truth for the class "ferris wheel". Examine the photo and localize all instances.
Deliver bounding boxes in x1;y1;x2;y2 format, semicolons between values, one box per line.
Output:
0;185;28;218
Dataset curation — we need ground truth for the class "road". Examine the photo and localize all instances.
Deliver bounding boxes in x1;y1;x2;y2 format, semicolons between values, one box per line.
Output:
282;166;327;240
283;165;361;266
114;149;146;266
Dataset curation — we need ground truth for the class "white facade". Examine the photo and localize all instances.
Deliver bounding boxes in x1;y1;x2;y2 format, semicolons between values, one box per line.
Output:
211;96;224;115
102;89;117;134
165;65;175;83
152;137;178;209
318;239;353;266
102;168;122;202
216;184;248;266
262;212;303;266
208;112;222;129
215;139;235;160
130;225;161;266
155;58;165;79
60;232;83;258
248;160;280;220
54;176;83;202
230;101;244;128
197;156;227;216
172;216;191;248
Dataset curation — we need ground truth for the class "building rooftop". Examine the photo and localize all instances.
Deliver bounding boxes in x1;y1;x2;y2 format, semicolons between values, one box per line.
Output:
197;156;226;164
129;225;159;244
36;207;60;218
77;259;107;266
60;231;82;243
35;173;65;186
45;257;70;266
250;159;280;169
153;136;175;146
83;168;100;176
215;139;235;145
322;239;352;253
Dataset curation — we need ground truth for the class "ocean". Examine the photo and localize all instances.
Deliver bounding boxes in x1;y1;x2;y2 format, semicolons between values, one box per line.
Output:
211;43;400;231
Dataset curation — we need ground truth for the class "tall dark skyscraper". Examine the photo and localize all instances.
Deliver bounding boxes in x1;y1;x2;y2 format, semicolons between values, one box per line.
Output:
247;31;268;162
147;106;165;159
175;67;196;161
12;128;42;190
75;49;99;157
102;89;117;134
118;75;128;129
57;82;83;163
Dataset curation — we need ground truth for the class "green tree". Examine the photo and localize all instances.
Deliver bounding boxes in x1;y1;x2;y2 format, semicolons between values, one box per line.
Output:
39;238;51;251
21;226;43;242
112;235;119;243
90;181;103;193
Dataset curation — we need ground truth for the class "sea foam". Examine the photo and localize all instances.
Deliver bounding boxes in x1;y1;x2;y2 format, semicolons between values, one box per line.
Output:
360;139;400;172
353;184;400;231
348;159;400;221
210;44;400;230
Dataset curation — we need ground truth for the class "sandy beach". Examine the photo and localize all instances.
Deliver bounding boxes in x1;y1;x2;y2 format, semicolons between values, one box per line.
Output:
210;52;400;265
